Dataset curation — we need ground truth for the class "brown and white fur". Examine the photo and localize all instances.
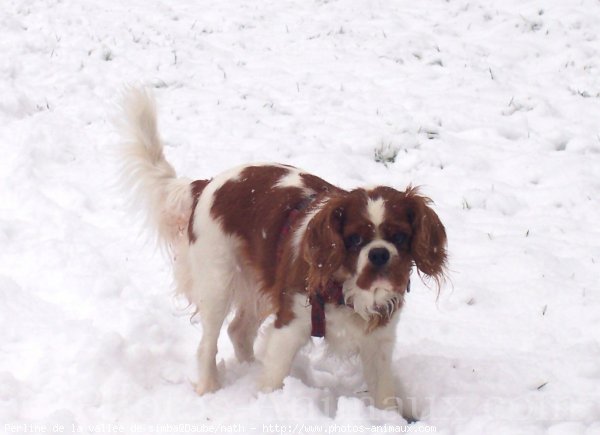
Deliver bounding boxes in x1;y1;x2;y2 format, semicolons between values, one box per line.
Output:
119;89;447;418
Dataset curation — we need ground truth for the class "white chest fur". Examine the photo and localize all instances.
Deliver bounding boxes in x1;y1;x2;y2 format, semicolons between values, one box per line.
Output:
324;304;400;355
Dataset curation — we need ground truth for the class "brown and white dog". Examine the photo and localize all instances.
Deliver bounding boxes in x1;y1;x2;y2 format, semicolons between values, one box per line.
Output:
119;89;447;418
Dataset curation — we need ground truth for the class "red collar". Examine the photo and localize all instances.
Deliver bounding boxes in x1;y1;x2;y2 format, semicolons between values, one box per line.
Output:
309;279;346;338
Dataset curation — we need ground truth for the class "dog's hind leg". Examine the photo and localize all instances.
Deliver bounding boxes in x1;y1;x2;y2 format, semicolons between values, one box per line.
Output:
193;273;232;395
188;235;237;395
227;307;261;363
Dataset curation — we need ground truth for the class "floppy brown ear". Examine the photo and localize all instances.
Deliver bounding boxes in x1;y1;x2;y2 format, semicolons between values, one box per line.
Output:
405;188;447;285
302;199;346;295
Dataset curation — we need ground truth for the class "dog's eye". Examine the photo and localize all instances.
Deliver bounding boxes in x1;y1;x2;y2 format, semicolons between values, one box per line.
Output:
345;234;363;248
392;232;408;245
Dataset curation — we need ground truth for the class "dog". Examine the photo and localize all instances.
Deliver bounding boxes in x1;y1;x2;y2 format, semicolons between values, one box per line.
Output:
119;89;447;418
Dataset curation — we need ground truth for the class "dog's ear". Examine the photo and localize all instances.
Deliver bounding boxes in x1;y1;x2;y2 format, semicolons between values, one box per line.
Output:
302;198;346;295
405;188;447;286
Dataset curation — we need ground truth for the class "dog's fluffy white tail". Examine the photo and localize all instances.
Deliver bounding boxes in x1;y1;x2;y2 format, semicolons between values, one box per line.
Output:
118;88;193;252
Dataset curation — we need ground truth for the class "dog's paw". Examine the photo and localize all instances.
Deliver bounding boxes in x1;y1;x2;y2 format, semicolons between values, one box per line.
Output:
375;396;400;412
258;375;284;393
397;399;420;423
195;377;220;395
234;350;256;364
259;385;276;394
374;396;419;421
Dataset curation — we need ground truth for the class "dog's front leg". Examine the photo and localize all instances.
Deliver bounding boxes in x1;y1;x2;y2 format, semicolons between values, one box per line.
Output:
359;329;398;409
259;297;311;391
359;325;417;420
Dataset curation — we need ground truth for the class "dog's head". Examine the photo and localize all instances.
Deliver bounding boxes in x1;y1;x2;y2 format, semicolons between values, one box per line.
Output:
302;186;447;326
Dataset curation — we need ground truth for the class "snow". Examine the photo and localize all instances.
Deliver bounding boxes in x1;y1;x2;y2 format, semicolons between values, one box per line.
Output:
1;0;600;434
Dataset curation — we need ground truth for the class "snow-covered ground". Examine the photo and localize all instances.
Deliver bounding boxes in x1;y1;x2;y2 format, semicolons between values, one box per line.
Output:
1;0;600;433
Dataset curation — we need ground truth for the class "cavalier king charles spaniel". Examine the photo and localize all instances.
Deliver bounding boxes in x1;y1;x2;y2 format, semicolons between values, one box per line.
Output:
119;89;447;419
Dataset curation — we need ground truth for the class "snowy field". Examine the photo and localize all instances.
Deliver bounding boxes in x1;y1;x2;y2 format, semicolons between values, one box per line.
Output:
1;0;600;434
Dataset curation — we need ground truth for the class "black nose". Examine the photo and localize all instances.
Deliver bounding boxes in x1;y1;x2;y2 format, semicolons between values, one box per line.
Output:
368;247;390;267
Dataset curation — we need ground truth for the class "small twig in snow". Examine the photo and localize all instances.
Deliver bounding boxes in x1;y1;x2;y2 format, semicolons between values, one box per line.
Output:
218;65;227;79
